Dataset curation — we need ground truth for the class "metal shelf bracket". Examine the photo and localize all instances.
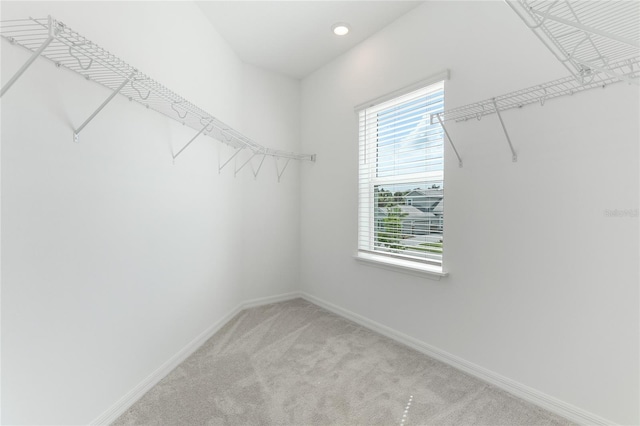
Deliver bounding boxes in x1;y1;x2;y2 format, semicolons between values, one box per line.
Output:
434;113;463;168
73;70;137;142
172;118;213;161
275;157;291;183
235;152;258;177
0;16;60;98
491;98;517;162
252;154;267;179
218;148;242;173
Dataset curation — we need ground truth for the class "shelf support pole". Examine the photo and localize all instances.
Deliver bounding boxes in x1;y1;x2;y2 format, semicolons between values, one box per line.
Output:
1;16;58;98
492;98;517;162
275;157;291;183
234;152;258;177
173;119;213;161
434;113;463;168
73;70;137;142
253;154;267;179
218;148;242;173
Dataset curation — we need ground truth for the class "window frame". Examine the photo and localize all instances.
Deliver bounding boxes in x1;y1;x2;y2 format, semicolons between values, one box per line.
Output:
355;71;450;278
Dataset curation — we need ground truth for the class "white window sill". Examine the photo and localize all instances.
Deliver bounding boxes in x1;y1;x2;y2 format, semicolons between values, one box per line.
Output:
354;252;448;281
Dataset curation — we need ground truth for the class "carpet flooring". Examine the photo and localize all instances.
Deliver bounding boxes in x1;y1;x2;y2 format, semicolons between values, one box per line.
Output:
113;298;574;425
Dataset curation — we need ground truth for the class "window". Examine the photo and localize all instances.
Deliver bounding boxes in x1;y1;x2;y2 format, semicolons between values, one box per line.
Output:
358;81;445;271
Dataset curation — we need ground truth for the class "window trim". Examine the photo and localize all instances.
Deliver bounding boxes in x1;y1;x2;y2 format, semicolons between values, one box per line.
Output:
354;252;448;280
356;71;450;275
353;70;450;112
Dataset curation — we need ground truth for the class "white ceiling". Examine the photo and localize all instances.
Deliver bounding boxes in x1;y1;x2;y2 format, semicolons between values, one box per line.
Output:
196;1;424;79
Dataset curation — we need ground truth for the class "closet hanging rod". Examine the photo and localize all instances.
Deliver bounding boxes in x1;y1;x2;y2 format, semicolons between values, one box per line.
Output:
0;16;316;164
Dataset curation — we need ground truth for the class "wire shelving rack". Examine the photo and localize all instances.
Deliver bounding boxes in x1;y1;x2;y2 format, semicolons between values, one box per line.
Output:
507;0;640;85
435;57;639;125
430;1;639;167
0;16;316;176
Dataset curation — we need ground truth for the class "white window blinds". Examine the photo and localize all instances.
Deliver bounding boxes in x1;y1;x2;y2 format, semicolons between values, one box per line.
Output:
358;81;445;267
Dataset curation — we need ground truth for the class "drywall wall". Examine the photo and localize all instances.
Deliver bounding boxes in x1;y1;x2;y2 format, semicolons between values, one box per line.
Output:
300;2;639;424
1;2;242;424
1;1;302;424
239;64;302;301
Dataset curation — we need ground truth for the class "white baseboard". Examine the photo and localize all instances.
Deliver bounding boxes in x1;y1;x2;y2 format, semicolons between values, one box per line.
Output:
91;292;300;425
242;291;301;309
299;292;615;426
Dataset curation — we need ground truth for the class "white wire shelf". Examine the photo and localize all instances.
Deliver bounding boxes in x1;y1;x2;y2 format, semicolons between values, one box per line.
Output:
429;1;639;167
0;16;316;168
434;56;639;124
507;0;640;85
431;56;639;167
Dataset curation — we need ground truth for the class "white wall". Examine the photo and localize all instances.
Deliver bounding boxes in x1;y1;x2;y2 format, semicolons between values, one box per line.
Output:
239;64;302;301
300;2;639;424
0;1;302;424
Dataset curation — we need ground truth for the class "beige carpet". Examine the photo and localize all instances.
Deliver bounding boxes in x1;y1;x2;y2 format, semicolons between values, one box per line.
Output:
113;298;574;425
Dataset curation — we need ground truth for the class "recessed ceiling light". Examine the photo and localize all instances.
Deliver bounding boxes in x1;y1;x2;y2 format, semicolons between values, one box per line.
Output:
332;23;350;36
